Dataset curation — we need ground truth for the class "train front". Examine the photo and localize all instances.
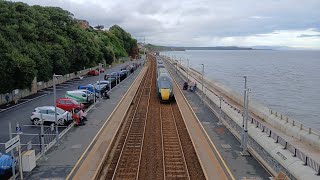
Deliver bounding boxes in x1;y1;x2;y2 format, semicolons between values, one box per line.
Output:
157;74;174;102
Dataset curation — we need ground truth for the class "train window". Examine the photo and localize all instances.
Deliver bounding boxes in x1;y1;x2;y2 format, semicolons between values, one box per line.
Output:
159;81;171;88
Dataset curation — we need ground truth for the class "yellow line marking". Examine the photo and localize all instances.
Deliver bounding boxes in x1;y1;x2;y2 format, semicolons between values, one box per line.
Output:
66;67;146;180
164;57;236;180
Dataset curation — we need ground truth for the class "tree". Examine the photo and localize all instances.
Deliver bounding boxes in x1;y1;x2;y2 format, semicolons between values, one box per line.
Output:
0;1;137;93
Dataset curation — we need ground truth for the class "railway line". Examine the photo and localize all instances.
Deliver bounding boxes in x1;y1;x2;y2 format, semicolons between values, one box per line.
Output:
94;55;205;179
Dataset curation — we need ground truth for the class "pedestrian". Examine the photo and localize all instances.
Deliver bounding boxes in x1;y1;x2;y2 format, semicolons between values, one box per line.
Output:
73;108;85;126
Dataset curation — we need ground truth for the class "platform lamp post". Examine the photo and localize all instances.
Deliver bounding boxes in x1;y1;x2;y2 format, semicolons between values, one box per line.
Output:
200;63;205;104
241;76;247;148
241;88;250;155
241;76;250;155
187;59;190;82
219;96;223;124
53;74;62;145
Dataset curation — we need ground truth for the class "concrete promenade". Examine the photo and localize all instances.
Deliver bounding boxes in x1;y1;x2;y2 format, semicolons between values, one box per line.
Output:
23;65;143;179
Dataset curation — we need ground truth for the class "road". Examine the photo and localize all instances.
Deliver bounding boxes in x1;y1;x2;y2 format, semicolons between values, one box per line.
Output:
0;60;139;153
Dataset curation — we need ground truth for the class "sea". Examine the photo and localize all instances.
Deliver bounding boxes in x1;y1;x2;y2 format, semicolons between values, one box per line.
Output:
161;50;320;130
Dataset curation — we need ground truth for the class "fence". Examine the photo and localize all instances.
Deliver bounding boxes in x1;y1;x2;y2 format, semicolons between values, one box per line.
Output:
166;57;320;176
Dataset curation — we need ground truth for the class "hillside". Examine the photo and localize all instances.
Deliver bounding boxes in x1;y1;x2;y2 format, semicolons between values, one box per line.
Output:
0;1;138;93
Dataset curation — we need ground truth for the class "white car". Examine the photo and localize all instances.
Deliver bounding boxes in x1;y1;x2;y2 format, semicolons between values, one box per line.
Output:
95;80;110;85
30;106;72;125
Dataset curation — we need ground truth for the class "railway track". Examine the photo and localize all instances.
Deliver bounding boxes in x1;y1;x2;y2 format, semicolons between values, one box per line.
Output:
161;103;190;179
111;60;153;179
96;55;205;180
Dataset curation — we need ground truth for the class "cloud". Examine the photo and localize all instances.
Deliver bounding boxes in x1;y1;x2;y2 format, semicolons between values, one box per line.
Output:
12;0;320;49
297;34;320;38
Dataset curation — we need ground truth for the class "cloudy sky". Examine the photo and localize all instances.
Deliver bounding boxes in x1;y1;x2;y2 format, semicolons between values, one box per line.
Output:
15;0;320;49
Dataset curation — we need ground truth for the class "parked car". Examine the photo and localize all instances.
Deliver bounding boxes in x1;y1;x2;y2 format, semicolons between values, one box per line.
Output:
78;84;107;94
87;70;99;76
97;68;105;73
95;80;110;85
65;90;94;104
30;106;72;125
0;153;15;178
95;80;110;91
56;98;85;112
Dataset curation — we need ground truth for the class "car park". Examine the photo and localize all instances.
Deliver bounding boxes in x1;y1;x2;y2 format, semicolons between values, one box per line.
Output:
87;70;99;76
30;106;72;125
56;98;85;111
65;90;94;104
0;153;15;178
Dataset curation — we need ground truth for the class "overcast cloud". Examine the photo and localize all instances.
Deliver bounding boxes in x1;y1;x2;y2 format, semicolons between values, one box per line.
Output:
13;0;320;49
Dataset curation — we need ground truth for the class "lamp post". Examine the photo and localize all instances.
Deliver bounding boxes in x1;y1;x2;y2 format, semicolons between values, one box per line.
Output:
241;76;250;155
241;76;247;148
219;96;223;124
242;88;250;155
53;74;62;145
187;59;190;82
200;64;204;103
98;63;101;101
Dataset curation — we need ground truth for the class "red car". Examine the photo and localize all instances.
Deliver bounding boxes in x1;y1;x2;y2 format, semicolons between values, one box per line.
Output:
87;70;99;76
56;98;85;112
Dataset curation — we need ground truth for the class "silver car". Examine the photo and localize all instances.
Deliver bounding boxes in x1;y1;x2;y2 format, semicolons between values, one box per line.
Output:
30;106;72;125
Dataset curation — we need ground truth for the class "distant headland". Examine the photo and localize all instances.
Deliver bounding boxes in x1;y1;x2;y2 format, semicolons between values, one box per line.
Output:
143;44;272;51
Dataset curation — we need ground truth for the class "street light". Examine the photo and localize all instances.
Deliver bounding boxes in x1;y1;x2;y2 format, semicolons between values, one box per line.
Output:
241;76;250;155
187;59;190;82
219;96;223;124
200;64;205;103
53;73;62;145
241;76;247;148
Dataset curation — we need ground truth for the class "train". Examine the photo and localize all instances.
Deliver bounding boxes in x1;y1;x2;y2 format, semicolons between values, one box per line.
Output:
156;56;174;102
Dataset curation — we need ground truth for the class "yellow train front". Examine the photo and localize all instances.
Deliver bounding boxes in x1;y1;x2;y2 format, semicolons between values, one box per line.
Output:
157;74;174;102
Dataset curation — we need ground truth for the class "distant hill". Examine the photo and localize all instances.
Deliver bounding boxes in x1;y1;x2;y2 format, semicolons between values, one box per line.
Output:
145;44;255;51
182;46;253;50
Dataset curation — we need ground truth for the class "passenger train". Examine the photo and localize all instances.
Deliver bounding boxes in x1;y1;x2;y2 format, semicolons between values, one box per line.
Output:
156;56;174;102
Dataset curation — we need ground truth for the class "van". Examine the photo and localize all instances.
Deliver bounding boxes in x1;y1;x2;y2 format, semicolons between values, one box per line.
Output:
65;90;94;104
